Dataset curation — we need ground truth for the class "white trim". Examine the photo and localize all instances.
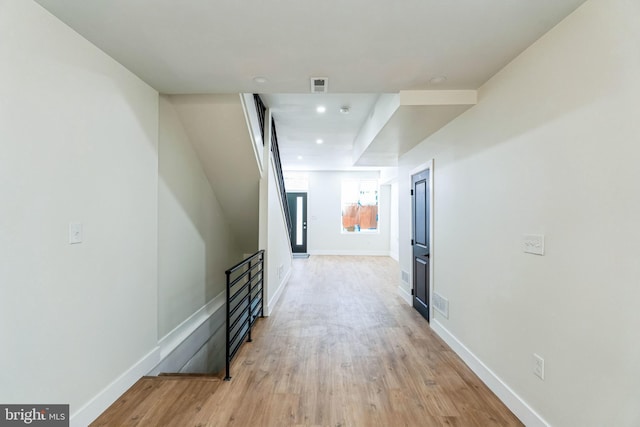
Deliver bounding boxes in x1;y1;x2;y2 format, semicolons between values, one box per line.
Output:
266;267;291;316
409;160;435;320
398;285;412;305
308;250;390;256
157;290;226;361
431;320;550;427
70;347;160;427
72;293;228;426
239;93;264;176
158;291;227;362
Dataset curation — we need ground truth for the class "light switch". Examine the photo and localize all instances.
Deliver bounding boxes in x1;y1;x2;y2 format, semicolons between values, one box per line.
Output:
523;234;544;255
69;222;83;244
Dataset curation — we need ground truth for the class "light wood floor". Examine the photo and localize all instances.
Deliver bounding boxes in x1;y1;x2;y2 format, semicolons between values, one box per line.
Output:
93;256;523;426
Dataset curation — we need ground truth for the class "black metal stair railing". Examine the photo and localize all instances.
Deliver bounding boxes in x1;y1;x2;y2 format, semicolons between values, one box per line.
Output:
224;250;265;381
254;94;266;145
253;94;292;236
270;119;292;235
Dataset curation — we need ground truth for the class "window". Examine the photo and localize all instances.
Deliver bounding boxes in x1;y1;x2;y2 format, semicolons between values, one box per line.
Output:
341;180;378;233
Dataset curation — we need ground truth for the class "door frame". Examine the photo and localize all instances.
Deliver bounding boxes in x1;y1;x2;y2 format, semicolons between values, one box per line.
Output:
409;160;434;322
286;192;308;253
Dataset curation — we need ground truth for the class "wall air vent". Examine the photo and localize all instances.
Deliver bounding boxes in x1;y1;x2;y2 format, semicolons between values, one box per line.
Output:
401;270;410;283
310;77;328;93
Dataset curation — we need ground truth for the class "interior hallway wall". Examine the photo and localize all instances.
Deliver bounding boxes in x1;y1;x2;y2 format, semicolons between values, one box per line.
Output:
398;1;640;425
306;171;391;256
158;95;241;338
265;159;293;313
0;0;159;413
388;182;399;261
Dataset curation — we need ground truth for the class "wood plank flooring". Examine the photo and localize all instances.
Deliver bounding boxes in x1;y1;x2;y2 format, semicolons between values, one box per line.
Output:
93;256;523;426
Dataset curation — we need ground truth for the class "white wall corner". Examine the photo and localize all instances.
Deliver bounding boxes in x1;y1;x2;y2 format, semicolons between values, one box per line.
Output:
431;320;550;427
398;285;412;305
266;267;292;316
70;347;160;427
352;93;401;164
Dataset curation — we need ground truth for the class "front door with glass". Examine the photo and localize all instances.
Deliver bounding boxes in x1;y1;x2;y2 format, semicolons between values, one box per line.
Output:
286;192;307;253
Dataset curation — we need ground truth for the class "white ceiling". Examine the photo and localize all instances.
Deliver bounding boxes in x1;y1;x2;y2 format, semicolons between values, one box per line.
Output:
35;0;586;170
260;94;380;171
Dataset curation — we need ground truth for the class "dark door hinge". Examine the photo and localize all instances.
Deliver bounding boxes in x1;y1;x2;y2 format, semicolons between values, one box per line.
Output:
410;189;414;196
411;239;414;246
411;289;414;295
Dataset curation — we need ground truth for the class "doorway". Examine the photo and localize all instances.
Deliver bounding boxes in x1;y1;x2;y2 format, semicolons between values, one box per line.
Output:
412;168;430;322
286;192;307;253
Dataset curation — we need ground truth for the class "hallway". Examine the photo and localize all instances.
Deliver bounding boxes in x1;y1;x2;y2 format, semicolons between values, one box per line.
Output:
95;256;522;426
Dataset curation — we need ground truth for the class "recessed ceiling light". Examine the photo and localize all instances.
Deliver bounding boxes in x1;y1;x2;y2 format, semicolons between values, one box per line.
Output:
316;139;323;144
297;155;303;160
253;76;268;84
429;75;447;85
316;106;326;113
339;106;350;114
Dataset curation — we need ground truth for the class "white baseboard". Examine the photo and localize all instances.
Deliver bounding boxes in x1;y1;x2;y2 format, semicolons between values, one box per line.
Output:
156;290;226;362
266;268;291;316
70;347;160;427
308;250;391;256
431;319;550;427
72;292;227;426
149;291;227;375
398;285;412;305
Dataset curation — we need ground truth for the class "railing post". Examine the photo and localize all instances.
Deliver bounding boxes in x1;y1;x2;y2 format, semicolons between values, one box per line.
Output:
248;259;253;343
223;250;265;381
224;270;231;381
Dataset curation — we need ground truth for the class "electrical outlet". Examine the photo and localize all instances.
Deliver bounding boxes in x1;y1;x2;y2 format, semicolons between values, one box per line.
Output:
533;353;545;380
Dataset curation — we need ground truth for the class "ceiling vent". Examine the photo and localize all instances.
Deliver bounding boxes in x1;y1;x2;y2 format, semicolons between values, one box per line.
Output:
310;77;328;93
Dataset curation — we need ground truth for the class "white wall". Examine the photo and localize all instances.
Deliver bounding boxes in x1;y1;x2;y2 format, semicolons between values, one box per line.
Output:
260;110;293;314
265;159;293;314
158;96;241;337
399;1;640;426
167;94;260;255
306;171;391;256
0;0;158;415
388;182;399;261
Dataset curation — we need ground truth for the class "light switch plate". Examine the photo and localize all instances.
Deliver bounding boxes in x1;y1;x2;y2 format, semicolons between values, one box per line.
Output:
533;353;545;380
523;234;544;255
69;222;83;244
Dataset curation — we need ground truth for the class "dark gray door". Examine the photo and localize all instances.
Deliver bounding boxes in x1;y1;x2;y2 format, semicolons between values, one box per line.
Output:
286;192;307;253
412;169;430;321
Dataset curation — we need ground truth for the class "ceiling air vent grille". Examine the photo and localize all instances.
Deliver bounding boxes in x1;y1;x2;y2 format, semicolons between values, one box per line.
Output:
310;77;328;93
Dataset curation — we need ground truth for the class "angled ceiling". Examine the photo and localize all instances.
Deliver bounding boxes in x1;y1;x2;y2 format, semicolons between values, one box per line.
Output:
34;0;587;170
